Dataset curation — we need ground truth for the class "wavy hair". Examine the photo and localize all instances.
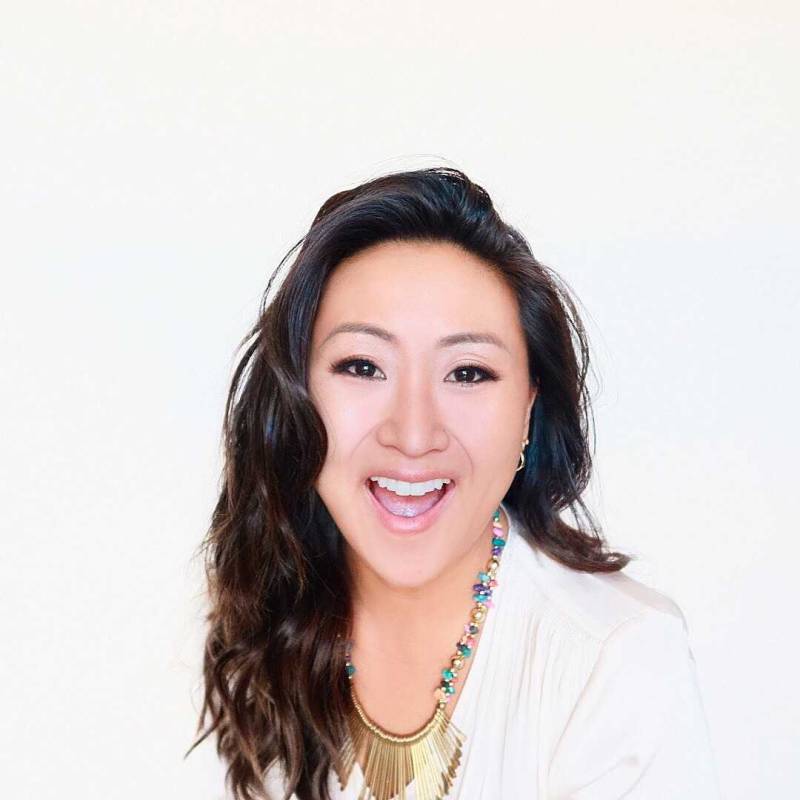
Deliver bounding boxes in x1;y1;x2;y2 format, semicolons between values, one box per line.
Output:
187;167;631;800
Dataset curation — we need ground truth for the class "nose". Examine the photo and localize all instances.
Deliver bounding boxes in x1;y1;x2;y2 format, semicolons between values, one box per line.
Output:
375;367;449;457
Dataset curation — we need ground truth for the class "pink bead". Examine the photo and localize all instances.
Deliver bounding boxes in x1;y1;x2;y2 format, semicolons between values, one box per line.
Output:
465;636;475;648
489;579;498;587
464;623;472;634
484;599;494;608
492;526;504;535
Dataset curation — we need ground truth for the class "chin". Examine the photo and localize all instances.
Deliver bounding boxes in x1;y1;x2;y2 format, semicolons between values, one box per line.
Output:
360;541;449;589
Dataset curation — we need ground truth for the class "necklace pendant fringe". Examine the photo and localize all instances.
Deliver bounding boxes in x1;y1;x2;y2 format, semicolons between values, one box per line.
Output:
334;695;465;800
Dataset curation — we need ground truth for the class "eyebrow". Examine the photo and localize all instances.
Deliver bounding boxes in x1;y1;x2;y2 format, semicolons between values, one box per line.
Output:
320;322;510;352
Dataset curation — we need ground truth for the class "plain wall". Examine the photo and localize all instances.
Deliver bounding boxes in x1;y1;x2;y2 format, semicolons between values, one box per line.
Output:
2;2;797;797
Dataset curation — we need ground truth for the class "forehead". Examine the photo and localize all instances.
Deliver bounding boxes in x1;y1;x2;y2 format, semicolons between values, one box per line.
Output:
312;240;520;345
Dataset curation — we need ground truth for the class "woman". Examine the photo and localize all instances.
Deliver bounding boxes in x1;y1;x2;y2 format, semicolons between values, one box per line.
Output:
189;167;720;799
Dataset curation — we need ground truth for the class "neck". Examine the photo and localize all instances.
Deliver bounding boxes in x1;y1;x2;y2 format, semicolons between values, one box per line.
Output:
347;506;508;665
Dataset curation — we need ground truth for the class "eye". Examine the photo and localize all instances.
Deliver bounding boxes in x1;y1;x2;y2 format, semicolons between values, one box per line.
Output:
330;358;386;380
446;364;498;386
330;359;498;386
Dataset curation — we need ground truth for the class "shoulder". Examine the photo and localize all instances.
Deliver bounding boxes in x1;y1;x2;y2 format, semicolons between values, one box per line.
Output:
503;505;688;646
500;508;719;796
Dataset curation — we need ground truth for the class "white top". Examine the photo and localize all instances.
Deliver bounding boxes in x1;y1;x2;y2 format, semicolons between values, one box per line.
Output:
263;502;721;799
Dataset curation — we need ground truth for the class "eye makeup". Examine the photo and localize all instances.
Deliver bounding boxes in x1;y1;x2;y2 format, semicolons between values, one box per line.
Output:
329;357;499;386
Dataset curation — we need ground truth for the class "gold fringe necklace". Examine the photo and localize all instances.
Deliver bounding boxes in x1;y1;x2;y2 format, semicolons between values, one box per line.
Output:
333;506;508;800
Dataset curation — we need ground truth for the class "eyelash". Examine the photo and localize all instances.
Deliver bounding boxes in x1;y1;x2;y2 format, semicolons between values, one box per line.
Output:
330;358;499;386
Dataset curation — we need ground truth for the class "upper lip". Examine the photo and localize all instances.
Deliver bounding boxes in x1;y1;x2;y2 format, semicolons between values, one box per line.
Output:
366;470;455;483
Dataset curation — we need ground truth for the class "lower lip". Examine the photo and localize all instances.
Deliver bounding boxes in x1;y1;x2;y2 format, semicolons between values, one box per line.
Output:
364;479;456;536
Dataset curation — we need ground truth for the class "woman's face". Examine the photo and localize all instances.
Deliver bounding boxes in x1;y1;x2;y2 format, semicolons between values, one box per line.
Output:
308;240;536;590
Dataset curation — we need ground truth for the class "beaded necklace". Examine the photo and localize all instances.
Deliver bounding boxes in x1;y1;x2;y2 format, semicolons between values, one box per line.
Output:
333;507;508;800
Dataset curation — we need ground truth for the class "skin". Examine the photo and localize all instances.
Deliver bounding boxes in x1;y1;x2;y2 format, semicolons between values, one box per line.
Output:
307;239;537;732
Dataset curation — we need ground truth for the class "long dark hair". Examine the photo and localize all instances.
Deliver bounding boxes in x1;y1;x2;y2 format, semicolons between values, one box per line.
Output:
187;167;630;800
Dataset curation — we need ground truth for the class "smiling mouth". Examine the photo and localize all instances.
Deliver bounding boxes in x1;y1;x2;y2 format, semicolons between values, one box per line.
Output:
366;479;454;518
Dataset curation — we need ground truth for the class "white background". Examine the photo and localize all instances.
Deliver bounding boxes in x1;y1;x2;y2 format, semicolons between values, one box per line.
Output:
2;2;797;798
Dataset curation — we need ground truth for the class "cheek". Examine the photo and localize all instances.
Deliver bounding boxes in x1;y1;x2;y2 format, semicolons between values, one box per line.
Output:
454;396;522;461
311;378;379;478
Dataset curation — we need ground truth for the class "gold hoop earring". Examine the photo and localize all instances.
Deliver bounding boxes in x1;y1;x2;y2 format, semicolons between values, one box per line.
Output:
515;438;530;472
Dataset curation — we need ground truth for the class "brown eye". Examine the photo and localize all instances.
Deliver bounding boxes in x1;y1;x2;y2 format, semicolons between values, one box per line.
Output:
448;365;498;385
331;359;385;380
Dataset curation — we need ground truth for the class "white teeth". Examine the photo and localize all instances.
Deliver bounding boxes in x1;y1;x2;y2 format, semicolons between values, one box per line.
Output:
369;476;451;496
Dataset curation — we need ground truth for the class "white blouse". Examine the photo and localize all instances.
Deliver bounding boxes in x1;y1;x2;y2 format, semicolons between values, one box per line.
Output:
264;501;720;799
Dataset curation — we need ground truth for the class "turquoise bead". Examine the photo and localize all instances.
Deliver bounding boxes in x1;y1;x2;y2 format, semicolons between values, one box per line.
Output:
478;571;490;582
492;537;506;547
458;644;472;657
345;664;356;677
443;682;455;695
442;668;454;681
493;509;501;522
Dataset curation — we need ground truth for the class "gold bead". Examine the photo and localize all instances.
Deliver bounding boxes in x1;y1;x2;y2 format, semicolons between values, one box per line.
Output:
472;608;486;622
451;656;464;669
